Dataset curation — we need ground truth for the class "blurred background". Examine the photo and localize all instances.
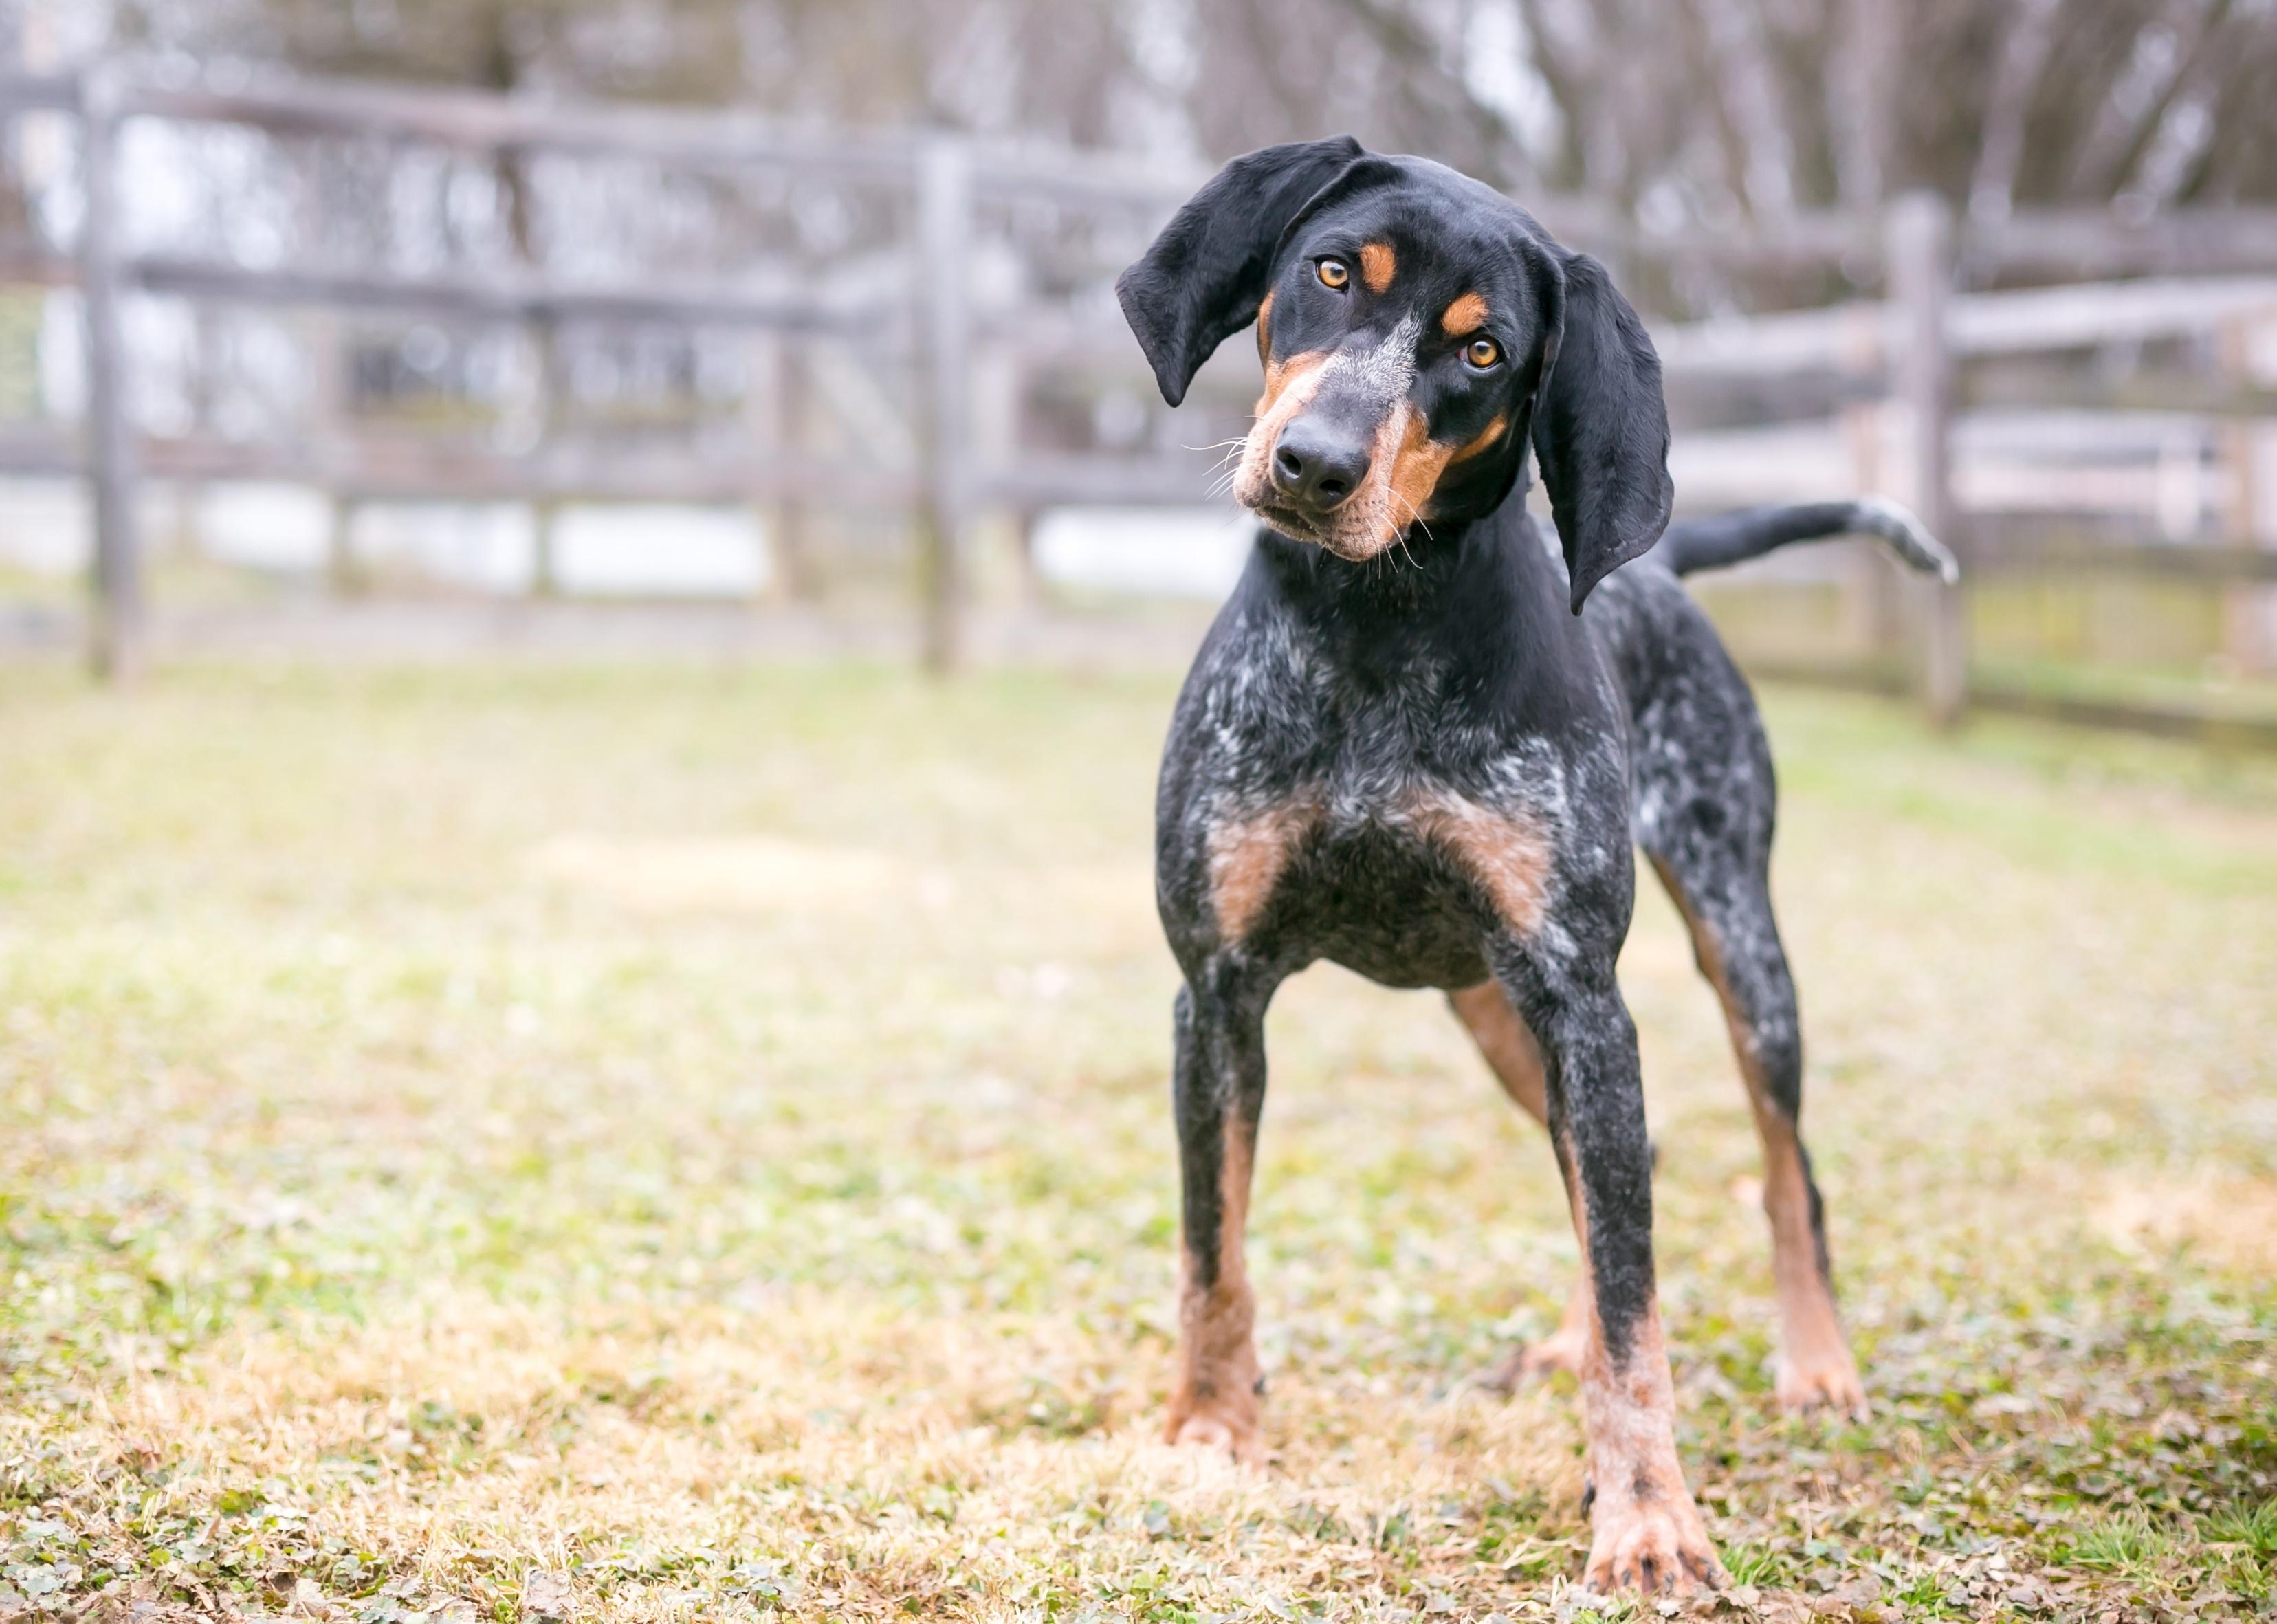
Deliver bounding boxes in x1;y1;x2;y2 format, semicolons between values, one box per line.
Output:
1;0;2275;736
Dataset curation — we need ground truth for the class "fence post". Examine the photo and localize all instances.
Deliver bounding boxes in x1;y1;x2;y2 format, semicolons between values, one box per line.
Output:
79;65;142;683
973;343;1033;610
2218;315;2274;674
305;309;364;594
530;313;562;597
746;330;816;602
913;136;972;673
1887;191;1966;727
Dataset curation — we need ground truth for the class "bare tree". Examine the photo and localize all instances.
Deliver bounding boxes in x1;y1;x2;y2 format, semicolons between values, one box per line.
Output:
67;0;2277;314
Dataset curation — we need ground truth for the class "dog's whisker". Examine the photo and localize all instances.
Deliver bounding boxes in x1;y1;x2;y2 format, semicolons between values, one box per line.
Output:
1385;490;1432;569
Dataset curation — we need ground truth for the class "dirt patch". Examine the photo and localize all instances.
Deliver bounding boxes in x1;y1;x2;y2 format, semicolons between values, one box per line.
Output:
2100;1173;2277;1273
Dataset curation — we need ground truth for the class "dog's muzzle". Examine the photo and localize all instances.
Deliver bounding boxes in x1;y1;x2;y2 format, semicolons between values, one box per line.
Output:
1268;418;1372;518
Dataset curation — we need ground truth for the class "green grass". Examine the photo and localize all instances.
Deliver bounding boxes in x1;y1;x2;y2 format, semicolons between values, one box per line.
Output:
1;660;2273;1621
2069;1509;2172;1574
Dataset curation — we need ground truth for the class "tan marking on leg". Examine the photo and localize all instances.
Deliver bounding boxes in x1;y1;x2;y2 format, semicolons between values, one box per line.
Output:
1757;1119;1862;1412
1480;1259;1592;1390
1575;1275;1725;1593
1649;856;1864;1416
1554;1178;1723;1592
1207;798;1322;943
1406;791;1554;934
1530;1270;1592;1377
1464;978;1722;1590
1358;241;1396;293
1441;290;1489;336
1167;1116;1264;1463
1450;984;1591;1390
1450;983;1548;1122
1255;289;1275;363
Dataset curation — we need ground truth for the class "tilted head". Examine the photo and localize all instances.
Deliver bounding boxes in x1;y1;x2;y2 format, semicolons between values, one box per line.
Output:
1116;138;1674;611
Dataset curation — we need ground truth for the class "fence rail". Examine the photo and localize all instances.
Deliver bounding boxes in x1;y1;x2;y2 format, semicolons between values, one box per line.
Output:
2;61;2274;740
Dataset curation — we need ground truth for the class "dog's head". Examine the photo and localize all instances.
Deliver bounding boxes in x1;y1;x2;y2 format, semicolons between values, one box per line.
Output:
1116;138;1672;611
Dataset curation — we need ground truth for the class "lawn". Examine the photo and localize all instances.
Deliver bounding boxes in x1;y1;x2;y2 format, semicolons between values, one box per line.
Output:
1;661;2273;1623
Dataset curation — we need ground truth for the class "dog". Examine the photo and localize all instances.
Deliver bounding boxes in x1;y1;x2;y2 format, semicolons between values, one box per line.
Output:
1115;136;1955;1594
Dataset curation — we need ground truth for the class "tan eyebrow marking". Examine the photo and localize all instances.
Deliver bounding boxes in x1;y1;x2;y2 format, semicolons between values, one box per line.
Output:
1442;292;1489;336
1359;242;1396;294
1255;289;1275;361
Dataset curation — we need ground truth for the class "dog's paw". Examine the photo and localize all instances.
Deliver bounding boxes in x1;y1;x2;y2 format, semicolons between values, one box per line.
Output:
1479;1324;1587;1394
1163;1396;1264;1467
1583;1496;1726;1595
1775;1347;1867;1418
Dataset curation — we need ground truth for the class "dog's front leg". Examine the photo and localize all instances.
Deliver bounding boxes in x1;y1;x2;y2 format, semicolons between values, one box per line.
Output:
1164;964;1274;1464
1510;953;1726;1594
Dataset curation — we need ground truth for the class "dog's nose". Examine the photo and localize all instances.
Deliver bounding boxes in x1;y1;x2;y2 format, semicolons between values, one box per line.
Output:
1271;421;1372;512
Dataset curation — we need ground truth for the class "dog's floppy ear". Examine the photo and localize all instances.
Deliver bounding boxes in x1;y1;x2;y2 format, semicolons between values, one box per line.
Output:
1116;136;1367;407
1528;249;1673;613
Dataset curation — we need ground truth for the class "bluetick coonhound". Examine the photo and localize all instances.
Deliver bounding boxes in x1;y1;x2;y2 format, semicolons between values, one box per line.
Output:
1116;136;1954;1594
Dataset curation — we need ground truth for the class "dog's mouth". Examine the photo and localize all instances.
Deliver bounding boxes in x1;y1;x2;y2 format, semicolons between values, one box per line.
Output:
1233;401;1409;562
1246;496;1393;562
1248;498;1326;543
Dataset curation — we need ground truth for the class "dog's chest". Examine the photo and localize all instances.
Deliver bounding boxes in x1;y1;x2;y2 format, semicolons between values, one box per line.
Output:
1225;654;1572;835
1191;666;1581;983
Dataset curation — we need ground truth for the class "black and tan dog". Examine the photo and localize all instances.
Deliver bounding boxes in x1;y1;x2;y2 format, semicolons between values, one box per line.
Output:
1116;138;1954;1593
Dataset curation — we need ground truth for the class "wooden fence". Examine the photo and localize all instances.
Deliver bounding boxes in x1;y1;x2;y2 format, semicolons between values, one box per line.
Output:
2;63;2274;743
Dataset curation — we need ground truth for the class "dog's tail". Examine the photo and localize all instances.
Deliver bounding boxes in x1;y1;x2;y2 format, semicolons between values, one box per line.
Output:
1656;498;1959;584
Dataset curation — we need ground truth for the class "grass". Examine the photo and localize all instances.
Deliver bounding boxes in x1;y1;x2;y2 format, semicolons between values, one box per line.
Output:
1;659;2274;1622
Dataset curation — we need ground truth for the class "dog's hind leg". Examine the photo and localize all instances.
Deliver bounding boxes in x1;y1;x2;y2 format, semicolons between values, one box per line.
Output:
1447;983;1590;1387
1625;594;1863;1415
1607;582;1861;1414
1642;833;1864;1416
1164;961;1279;1463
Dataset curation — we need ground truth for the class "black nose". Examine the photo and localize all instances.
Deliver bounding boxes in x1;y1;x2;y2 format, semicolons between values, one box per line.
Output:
1270;420;1372;512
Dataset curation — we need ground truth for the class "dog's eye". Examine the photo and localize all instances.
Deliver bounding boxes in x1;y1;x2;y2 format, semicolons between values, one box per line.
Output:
1466;338;1502;369
1316;258;1350;290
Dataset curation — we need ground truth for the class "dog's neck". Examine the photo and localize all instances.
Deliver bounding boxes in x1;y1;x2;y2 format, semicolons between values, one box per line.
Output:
1248;492;1583;688
1254;492;1556;617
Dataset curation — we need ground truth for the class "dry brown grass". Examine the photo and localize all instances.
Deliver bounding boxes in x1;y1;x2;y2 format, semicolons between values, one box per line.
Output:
1;661;2273;1622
